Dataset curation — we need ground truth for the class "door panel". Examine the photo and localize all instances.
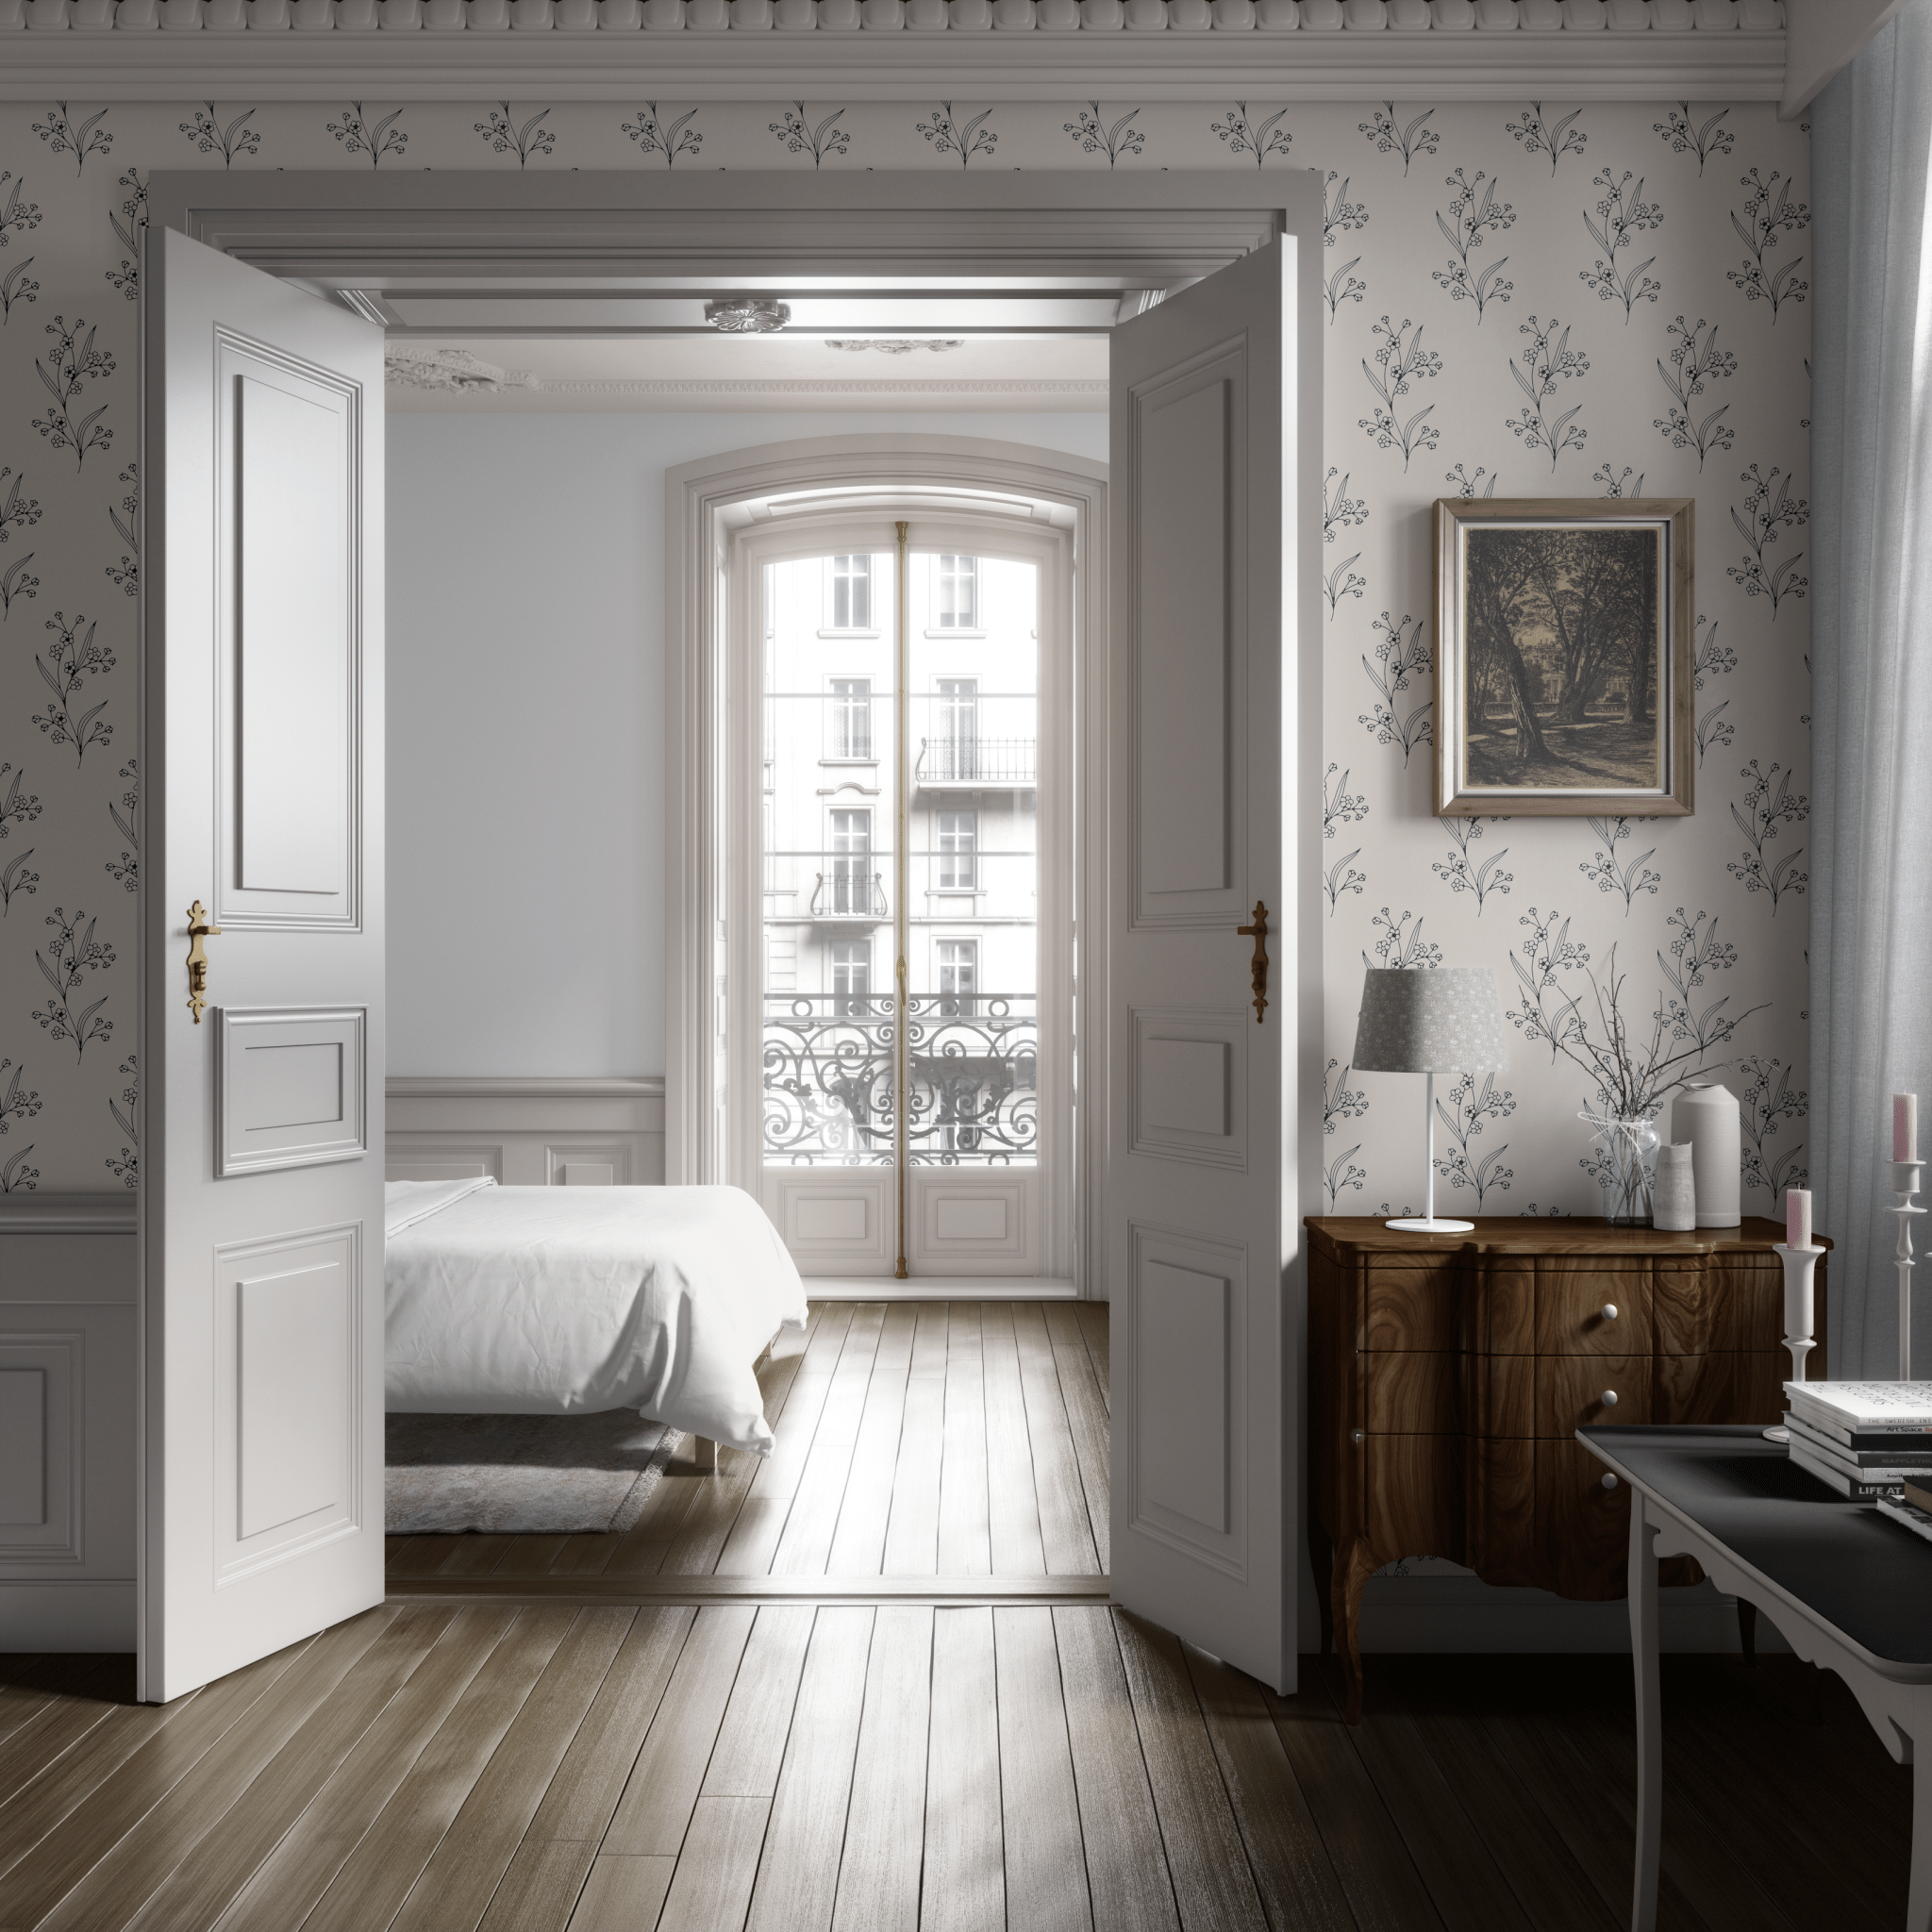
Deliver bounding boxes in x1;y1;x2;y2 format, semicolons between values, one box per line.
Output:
145;228;384;1701
1108;228;1317;1695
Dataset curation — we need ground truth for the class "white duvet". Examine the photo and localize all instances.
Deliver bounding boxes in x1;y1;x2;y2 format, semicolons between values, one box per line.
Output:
383;1178;808;1455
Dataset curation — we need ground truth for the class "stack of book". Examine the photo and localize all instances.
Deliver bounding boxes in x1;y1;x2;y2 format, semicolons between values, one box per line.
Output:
1783;1381;1932;1502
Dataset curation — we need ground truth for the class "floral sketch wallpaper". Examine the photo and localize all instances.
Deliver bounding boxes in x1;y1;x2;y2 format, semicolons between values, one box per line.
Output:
0;92;1809;1213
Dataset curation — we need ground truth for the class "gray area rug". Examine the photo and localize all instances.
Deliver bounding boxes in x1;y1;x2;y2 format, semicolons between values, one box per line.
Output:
385;1411;680;1535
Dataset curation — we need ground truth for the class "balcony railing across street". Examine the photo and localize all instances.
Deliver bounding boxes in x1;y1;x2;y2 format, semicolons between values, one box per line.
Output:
763;992;1039;1165
915;738;1037;786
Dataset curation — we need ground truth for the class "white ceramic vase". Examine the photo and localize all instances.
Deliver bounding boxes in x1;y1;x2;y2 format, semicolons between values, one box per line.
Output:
1671;1082;1741;1228
1652;1142;1697;1231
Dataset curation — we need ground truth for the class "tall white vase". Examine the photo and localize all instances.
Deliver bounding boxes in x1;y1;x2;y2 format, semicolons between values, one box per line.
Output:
1672;1081;1741;1228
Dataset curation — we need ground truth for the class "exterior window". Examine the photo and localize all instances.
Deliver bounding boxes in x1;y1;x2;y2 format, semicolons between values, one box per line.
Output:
828;808;872;916
829;554;873;630
937;809;978;891
830;940;871;1017
935;555;977;629
828;678;873;760
935;677;979;781
939;938;978;1017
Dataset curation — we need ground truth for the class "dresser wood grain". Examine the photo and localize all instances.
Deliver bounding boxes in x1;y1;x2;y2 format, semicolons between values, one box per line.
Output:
1306;1216;1829;1723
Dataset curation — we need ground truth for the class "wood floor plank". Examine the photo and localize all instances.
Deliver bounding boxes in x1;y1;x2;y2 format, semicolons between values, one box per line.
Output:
769;1441;857;1576
1041;1305;1111;1572
979;1304;1047;1577
0;1659;132;1810
1054;1605;1177;1932
117;1607;463;1932
386;1537;424;1576
213;1607;524;1932
700;1606;815;1799
655;1794;773;1932
879;1307;949;1575
492;1536;573;1578
1262;1662;1447;1932
27;1610;399;1932
824;1304;917;1575
815;1303;889;1448
1111;1612;1270;1932
294;1607;579;1932
743;1607;874;1932
1010;1303;1102;1576
386;1607;637;1932
829;1605;933;1932
938;1304;992;1575
566;1855;675;1932
601;1471;706;1578
0;1657;114;1757
1178;1644;1357;1932
437;1537;518;1579
1073;1302;1110;1411
921;1607;1004;1932
993;1606;1092;1932
523;1606;697;1844
475;1840;596;1932
387;1538;452;1580
602;1606;758;1857
548;1533;622;1578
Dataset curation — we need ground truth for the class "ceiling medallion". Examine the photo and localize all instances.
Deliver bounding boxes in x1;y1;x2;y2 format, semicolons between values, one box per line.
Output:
706;299;791;334
824;339;967;355
384;347;541;393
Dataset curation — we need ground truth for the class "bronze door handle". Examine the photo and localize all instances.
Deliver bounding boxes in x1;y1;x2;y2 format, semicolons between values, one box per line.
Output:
1236;900;1269;1024
186;900;222;1024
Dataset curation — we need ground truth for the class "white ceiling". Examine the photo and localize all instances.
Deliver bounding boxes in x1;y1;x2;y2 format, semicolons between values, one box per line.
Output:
384;332;1109;412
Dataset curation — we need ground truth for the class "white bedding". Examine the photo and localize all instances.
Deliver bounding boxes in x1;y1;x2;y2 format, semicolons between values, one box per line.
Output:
383;1179;808;1455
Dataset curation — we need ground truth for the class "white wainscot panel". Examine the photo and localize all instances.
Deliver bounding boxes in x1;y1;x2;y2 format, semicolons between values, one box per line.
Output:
385;1077;665;1188
766;1171;894;1273
1131;1007;1248;1172
213;1224;361;1585
217;1006;367;1177
1128;1220;1247;1579
911;1173;1031;1270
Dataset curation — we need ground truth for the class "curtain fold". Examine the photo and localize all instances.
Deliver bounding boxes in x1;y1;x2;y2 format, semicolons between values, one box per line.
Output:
1811;0;1932;1374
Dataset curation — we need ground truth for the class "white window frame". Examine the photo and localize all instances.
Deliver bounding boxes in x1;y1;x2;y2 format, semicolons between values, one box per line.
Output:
819;552;879;637
665;436;1102;1286
930;553;981;633
935;808;979;893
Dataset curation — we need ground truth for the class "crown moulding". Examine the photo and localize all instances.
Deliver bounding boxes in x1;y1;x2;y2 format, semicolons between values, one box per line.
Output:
0;12;1788;104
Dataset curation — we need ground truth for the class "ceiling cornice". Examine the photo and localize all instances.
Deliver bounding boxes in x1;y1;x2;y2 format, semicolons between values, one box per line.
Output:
0;14;1789;105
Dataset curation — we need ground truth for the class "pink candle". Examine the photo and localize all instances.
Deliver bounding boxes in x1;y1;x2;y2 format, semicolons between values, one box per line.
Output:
1901;1094;1921;1163
1786;1187;1812;1250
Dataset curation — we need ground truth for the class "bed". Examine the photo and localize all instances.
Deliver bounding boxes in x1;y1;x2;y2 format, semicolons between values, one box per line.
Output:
383;1177;808;1456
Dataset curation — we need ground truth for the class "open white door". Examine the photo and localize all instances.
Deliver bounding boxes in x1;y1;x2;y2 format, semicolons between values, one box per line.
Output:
1108;231;1318;1695
142;228;384;1702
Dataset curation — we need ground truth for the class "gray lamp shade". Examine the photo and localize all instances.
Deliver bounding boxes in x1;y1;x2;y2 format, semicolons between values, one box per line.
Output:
1352;968;1510;1074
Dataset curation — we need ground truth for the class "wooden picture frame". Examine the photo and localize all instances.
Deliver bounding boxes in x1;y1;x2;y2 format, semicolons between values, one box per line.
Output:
1433;496;1693;817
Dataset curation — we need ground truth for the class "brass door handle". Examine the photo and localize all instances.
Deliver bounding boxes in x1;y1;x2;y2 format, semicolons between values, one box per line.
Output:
1236;900;1269;1024
186;900;222;1024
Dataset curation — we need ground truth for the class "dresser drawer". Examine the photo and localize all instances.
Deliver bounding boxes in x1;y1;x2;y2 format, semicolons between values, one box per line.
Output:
1655;1257;1782;1355
1534;1261;1653;1355
1536;1354;1651;1436
1364;1261;1459;1353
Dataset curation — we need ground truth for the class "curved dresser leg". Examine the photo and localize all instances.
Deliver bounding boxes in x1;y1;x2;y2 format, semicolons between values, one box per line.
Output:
1333;1539;1379;1725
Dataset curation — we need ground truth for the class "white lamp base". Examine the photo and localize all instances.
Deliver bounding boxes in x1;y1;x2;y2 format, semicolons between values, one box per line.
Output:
1385;1217;1475;1234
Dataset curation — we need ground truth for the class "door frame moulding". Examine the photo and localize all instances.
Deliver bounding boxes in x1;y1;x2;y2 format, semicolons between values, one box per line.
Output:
689;453;1092;1283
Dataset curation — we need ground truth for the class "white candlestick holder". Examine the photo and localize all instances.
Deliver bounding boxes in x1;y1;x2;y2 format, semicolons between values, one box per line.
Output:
1893;1160;1925;1381
1764;1242;1824;1441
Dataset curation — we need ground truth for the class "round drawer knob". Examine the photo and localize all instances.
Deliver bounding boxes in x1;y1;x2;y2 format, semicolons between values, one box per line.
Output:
1600;1389;1619;1407
1351;1429;1365;1445
1602;1474;1619;1491
1602;1303;1619;1322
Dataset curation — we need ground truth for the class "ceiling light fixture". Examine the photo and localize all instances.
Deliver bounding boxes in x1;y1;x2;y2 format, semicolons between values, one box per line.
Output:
824;339;967;355
705;299;791;334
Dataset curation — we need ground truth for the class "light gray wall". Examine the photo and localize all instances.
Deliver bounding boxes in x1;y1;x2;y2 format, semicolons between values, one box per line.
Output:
386;410;1108;1077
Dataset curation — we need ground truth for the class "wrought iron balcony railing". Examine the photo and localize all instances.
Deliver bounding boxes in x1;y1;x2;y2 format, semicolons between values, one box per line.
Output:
762;992;1039;1166
807;866;889;922
914;737;1037;787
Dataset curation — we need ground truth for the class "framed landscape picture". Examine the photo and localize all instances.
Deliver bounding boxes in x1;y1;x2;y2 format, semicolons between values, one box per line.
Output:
1433;497;1693;817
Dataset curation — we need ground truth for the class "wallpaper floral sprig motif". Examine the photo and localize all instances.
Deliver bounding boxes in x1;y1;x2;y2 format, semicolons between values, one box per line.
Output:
0;94;1809;1213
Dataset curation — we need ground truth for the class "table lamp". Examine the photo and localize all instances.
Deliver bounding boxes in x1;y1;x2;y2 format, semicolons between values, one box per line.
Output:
1352;966;1510;1234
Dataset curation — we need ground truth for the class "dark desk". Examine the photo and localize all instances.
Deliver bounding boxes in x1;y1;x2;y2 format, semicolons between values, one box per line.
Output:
1580;1424;1932;1932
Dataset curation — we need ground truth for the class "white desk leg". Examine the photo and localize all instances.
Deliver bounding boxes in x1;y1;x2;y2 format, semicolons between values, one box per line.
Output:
1628;1492;1661;1932
1910;1684;1932;1932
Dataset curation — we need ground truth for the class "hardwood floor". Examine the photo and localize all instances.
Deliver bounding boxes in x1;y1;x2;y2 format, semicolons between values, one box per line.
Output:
0;1295;1914;1928
382;1301;1113;1592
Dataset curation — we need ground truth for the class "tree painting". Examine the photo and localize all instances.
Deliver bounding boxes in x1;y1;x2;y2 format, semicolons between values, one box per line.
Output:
1460;524;1661;791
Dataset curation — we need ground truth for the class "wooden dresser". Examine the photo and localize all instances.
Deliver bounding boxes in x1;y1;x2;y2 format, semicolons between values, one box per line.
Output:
1305;1216;1829;1722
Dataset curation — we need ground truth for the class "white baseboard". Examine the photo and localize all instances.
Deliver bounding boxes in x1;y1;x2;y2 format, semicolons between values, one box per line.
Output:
804;1276;1080;1301
0;1580;137;1651
1354;1573;1792;1656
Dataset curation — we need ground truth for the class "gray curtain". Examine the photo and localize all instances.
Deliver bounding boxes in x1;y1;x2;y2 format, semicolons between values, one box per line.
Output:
1812;0;1932;1375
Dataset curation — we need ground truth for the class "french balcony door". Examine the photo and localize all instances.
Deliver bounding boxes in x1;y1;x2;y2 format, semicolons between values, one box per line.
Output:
741;516;1072;1280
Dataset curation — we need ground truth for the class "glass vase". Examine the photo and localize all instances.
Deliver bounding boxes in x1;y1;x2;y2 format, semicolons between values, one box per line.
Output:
1581;1112;1662;1226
